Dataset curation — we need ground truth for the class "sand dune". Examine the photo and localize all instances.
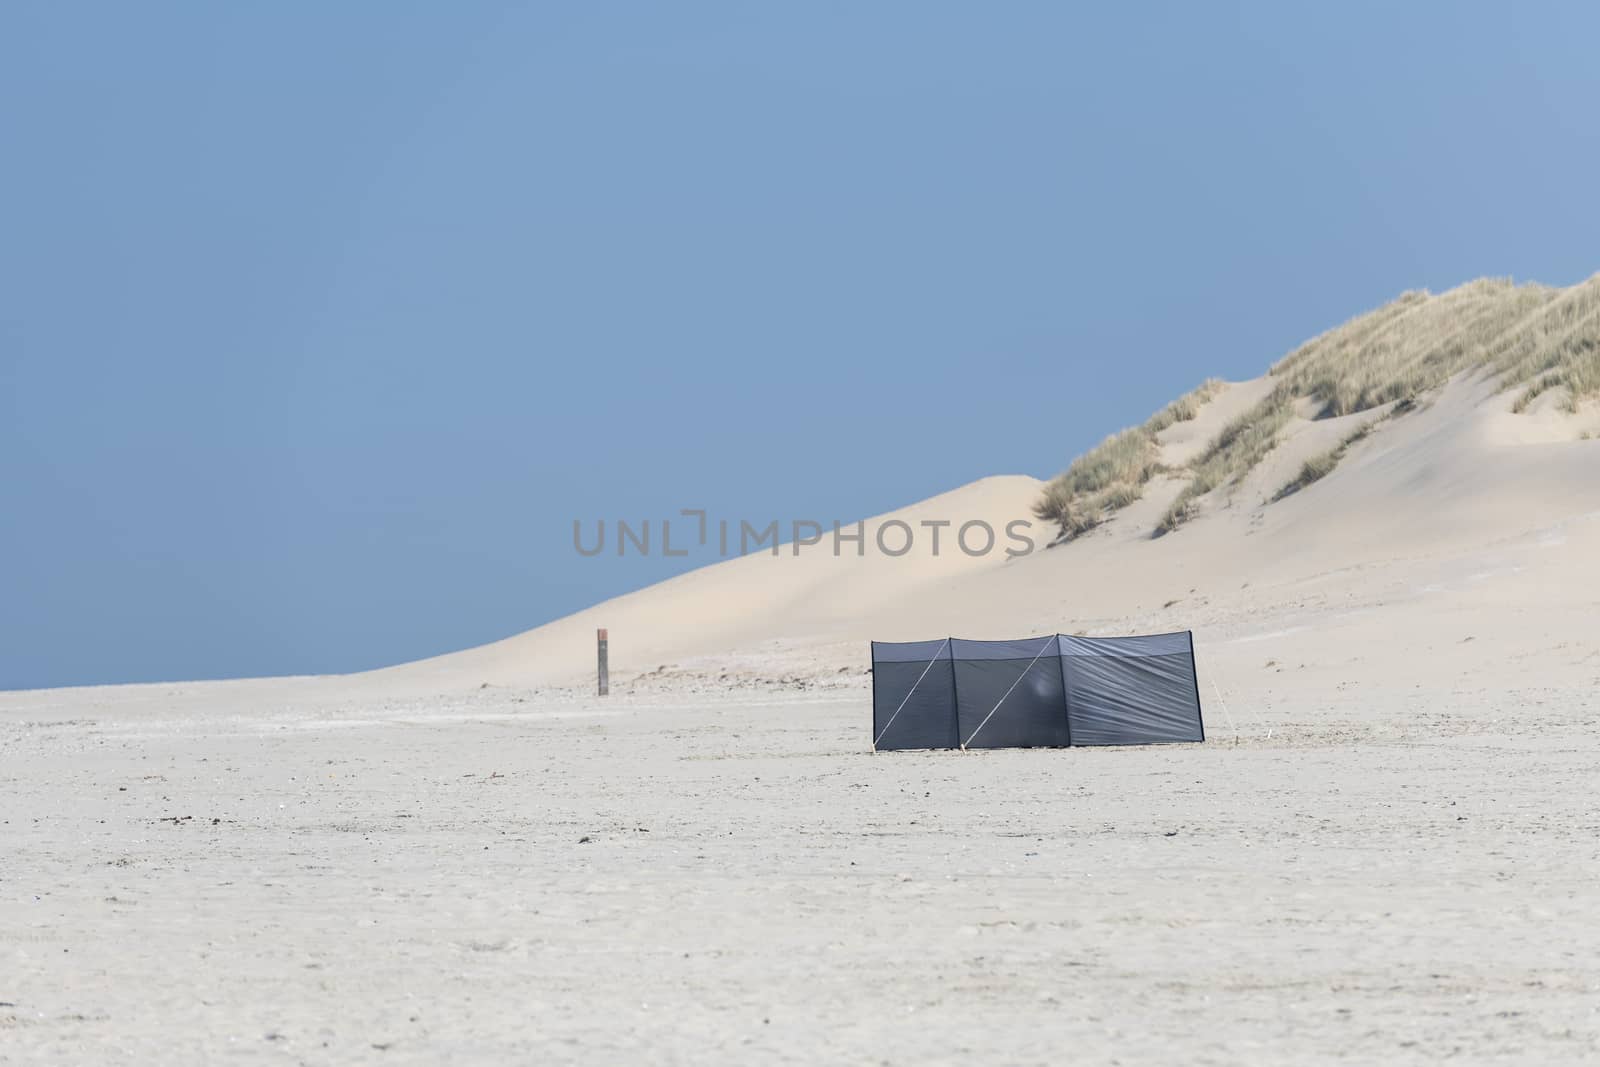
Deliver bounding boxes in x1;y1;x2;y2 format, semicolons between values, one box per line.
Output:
5;286;1600;1063
380;475;1040;691
383;361;1600;696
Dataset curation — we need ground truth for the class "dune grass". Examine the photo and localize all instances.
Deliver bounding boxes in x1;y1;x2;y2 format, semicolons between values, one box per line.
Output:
1043;273;1600;539
1158;275;1600;534
1155;393;1294;535
1271;275;1600;419
1271;423;1377;503
1033;379;1221;540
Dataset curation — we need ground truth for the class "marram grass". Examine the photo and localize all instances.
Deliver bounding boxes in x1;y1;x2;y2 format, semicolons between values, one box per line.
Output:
1039;275;1600;540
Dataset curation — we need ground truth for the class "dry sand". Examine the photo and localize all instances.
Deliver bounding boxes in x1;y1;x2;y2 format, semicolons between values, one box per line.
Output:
4;376;1599;1063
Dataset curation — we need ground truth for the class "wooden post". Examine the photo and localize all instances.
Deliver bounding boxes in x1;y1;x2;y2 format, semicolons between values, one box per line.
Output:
596;628;609;696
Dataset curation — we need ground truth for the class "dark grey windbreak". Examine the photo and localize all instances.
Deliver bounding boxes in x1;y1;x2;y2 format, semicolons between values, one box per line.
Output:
870;632;1203;751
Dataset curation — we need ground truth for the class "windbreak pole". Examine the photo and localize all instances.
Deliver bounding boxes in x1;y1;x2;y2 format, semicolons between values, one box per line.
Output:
597;628;609;696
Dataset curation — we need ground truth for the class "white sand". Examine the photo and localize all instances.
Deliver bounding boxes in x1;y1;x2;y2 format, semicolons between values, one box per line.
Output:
4;377;1599;1063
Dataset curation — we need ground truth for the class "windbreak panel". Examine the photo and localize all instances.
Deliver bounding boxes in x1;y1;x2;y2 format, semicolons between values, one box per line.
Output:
871;641;958;750
953;637;1068;749
872;639;956;664
950;636;1060;660
1060;633;1203;745
870;632;1202;751
1060;632;1191;657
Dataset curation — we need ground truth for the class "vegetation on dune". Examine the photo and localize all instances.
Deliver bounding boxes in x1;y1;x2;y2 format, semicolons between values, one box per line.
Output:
1271;422;1377;503
1039;274;1600;540
1155;392;1295;536
1146;379;1226;433
1033;379;1222;541
1268;277;1599;418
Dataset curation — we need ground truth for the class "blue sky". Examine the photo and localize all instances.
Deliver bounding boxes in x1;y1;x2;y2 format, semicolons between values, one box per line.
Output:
4;2;1598;690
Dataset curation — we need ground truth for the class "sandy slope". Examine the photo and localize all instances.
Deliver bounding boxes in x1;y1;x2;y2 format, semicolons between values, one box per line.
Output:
382;371;1600;693
3;375;1600;1063
380;473;1049;692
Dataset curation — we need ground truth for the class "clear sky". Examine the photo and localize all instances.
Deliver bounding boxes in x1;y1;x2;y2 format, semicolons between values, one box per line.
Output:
4;2;1598;690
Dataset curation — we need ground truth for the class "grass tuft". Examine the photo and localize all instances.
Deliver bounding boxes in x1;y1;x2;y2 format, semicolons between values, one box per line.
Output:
1035;379;1223;540
1156;386;1295;534
1271;423;1376;502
